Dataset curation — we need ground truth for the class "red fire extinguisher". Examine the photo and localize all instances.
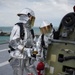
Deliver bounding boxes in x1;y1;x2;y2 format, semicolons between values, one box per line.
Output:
37;62;45;75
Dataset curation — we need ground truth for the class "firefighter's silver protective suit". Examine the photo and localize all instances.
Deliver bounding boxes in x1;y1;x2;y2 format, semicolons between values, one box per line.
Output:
35;21;54;75
36;21;54;60
9;8;37;75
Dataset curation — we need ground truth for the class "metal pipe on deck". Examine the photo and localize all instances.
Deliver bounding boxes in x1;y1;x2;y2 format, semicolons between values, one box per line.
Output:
49;39;75;45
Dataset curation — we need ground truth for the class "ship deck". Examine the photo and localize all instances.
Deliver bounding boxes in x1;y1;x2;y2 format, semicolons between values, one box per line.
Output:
0;43;13;75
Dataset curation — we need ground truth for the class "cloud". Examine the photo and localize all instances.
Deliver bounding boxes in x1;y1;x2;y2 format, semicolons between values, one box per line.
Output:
0;0;74;27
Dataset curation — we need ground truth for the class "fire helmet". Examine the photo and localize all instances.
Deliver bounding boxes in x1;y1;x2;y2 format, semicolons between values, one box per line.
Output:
39;21;53;34
17;8;35;27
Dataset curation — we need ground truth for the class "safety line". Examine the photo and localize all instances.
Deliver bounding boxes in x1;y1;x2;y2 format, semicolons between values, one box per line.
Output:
0;48;10;52
0;61;9;67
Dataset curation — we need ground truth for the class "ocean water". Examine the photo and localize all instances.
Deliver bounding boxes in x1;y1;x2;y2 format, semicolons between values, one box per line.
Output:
0;27;40;44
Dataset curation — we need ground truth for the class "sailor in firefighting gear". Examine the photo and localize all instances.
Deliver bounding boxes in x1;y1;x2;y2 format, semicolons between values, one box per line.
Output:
9;8;38;75
36;21;54;60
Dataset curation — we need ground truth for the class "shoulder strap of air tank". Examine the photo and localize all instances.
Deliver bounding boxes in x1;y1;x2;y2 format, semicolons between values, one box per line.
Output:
30;29;35;39
15;23;25;40
41;34;45;47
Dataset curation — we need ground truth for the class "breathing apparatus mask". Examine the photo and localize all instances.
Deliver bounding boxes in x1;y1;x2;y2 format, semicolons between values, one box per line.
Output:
19;14;35;28
19;15;30;23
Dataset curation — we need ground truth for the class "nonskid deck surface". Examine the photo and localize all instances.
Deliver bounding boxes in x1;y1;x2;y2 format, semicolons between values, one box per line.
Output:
0;44;33;75
0;44;13;75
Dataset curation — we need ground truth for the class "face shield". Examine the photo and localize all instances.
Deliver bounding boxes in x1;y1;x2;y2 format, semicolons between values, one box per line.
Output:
40;25;52;34
29;16;35;27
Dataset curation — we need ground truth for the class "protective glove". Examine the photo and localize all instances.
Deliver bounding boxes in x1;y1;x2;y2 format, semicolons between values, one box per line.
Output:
17;45;24;53
36;52;41;57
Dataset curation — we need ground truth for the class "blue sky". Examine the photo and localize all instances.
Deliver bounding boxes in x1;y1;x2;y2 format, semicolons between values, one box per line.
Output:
0;0;75;28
